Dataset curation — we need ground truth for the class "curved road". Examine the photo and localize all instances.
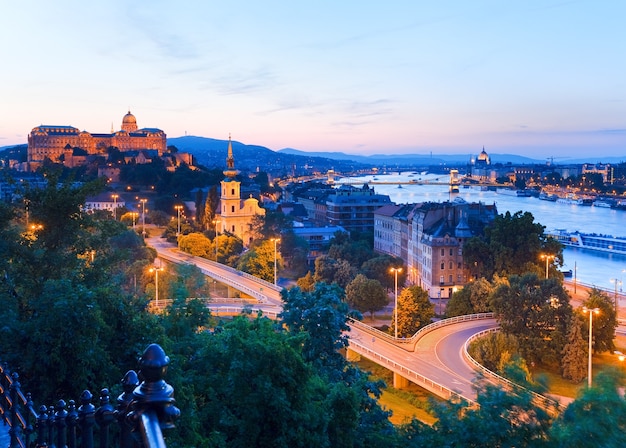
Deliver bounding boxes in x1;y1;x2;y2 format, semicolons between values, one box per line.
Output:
148;237;498;402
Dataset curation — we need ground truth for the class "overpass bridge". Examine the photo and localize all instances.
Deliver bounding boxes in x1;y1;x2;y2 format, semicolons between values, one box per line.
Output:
147;237;497;403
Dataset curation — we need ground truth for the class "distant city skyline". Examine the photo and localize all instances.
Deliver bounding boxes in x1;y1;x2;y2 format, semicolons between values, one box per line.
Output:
1;1;624;160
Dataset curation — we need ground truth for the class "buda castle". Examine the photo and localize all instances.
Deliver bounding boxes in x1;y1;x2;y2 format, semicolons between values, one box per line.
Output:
27;111;168;171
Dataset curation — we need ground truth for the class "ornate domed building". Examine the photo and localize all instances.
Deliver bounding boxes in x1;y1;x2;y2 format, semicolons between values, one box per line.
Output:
27;111;166;170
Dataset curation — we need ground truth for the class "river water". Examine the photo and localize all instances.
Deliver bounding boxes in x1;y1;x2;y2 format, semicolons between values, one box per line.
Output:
336;173;626;292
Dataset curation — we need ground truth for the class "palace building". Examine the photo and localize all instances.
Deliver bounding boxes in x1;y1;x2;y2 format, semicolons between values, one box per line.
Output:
27;111;166;170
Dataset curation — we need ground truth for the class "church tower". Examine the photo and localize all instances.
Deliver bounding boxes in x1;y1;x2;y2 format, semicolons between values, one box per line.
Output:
218;135;265;245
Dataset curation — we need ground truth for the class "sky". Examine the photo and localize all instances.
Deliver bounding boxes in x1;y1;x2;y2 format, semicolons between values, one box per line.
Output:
1;1;625;159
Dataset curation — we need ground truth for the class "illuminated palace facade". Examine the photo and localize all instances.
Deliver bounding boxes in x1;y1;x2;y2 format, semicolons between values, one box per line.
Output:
27;111;166;170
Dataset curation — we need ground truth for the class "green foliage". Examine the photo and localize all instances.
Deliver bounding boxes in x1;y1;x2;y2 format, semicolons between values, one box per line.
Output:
581;287;617;354
446;277;494;317
392;286;434;338
237;239;280;282
550;369;626;447
463;210;563;280
469;332;520;373
360;255;406;290
491;273;573;369
178;232;213;257
280;283;350;377
561;315;588;383
345;274;388;318
313;255;359;288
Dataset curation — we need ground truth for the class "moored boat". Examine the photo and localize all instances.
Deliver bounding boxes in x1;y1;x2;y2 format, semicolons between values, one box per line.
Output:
547;229;626;255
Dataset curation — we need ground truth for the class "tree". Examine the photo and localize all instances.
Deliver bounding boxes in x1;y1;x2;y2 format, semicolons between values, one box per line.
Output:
296;271;316;292
550;369;626;447
491;273;573;368
392;285;434;338
188;316;330;447
560;315;588;383
280;282;351;378
463;210;563;280
345;274;388;318
446;277;494;317
237;239;280;283
360;255;406;290
581;288;617;354
178;232;212;258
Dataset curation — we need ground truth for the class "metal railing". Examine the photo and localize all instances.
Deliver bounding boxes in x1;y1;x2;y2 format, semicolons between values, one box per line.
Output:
348;312;495;351
347;339;474;405
462;328;560;414
0;344;178;448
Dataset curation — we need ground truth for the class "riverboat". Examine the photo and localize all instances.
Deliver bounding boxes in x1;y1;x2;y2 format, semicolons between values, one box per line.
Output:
547;229;626;255
496;188;530;197
556;197;583;205
539;192;558;201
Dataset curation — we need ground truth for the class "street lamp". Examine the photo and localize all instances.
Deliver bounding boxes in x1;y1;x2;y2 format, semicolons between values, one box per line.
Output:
174;205;183;236
149;263;164;308
610;278;621;313
139;199;147;237
271;238;281;286
111;194;118;220
582;306;600;388
390;267;403;339
131;212;138;230
213;219;221;262
540;254;555;279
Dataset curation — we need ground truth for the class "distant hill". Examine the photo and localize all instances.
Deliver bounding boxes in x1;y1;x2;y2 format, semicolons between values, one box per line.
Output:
277;147;548;166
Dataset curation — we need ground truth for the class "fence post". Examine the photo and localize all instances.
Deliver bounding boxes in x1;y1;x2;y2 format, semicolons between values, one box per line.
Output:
78;390;95;448
117;371;139;448
95;388;115;448
67;399;79;448
55;399;68;448
8;372;22;448
127;344;180;447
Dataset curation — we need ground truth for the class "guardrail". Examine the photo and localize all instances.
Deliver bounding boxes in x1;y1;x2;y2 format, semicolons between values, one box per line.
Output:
157;251;281;303
348;313;495;351
462;328;560;414
347;339;475;405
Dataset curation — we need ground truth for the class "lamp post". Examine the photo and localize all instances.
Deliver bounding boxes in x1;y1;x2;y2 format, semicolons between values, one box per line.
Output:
213;219;221;262
139;199;147;237
174;205;183;236
610;278;621;313
149;263;164;308
271;238;281;286
390;267;402;339
540;254;555;279
111;194;118;220
582;306;600;387
131;212;138;230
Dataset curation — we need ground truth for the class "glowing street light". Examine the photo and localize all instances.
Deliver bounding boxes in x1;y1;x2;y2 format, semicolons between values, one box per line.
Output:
540;254;555;279
390;267;403;339
139;199;147;237
271;238;281;285
111;194;119;220
582;306;600;387
149;263;164;308
130;212;138;230
213;219;221;262
174;205;183;236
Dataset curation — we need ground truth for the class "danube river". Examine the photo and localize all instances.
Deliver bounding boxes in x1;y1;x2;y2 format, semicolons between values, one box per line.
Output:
336;172;626;293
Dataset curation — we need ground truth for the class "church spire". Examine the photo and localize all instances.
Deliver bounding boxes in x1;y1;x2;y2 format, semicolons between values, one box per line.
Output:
223;134;239;179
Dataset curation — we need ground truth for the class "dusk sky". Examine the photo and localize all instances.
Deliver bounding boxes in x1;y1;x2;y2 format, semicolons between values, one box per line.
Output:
1;1;624;159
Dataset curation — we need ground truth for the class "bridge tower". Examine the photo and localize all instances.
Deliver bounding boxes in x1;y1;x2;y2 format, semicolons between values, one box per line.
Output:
449;169;460;193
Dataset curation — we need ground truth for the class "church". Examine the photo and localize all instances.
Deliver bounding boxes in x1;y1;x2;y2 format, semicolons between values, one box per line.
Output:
217;135;265;246
27;111;166;170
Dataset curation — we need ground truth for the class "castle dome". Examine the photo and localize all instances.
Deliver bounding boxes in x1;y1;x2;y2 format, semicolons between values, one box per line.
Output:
121;110;138;132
